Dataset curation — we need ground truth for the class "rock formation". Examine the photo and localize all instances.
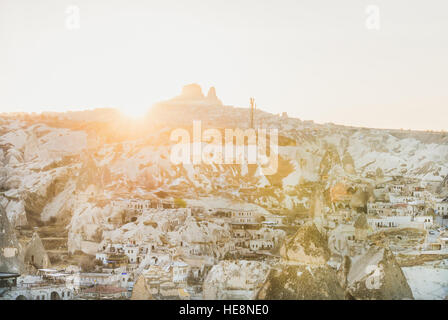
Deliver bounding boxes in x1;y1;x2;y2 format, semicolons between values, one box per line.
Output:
279;222;330;265
164;84;223;106
349;188;371;211
205;87;223;105
203;260;270;299
0;206;24;273
24;231;51;269
319;146;341;178
177;83;205;101
345;246;413;300
257;264;345;300
258;223;345;299
342;152;356;174
437;175;448;194
354;214;369;241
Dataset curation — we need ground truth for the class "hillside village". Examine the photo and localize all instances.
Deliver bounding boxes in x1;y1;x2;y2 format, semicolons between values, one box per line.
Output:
1;85;448;300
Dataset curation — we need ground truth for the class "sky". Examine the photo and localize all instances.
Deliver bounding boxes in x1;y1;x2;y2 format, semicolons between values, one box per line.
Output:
0;0;447;131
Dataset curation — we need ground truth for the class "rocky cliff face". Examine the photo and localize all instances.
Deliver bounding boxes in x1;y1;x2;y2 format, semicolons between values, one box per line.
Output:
0;121;85;228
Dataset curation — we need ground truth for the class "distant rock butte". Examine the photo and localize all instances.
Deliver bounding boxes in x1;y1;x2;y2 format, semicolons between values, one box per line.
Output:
206;86;222;105
169;84;223;106
177;83;205;100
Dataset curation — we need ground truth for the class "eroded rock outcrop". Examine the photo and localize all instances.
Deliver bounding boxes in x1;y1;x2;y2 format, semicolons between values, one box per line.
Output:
345;246;414;300
342;152;356;175
437;175;448;194
0;206;24;273
203;260;270;299
24;231;51;269
279;223;330;265
319;146;341;178
258;223;345;300
205;87;223;105
258;265;345;300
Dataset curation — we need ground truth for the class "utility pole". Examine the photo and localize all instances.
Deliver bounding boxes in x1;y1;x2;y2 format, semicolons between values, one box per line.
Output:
250;97;256;129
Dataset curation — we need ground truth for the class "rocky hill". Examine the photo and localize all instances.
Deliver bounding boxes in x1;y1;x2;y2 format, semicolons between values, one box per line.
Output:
0;85;447;268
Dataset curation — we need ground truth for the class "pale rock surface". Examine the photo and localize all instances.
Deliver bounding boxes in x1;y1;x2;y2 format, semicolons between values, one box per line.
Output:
203;260;270;299
345;246;413;300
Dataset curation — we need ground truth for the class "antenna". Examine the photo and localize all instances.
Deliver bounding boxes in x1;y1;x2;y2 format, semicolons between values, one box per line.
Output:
250;97;255;129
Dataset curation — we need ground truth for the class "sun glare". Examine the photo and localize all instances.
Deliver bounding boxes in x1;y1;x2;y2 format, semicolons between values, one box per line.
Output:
119;105;149;120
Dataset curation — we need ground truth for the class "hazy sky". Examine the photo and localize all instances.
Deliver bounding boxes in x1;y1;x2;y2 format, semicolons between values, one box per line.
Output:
1;0;447;130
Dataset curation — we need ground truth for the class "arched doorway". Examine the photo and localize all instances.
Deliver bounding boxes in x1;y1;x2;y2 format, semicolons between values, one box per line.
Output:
16;295;27;300
50;291;61;300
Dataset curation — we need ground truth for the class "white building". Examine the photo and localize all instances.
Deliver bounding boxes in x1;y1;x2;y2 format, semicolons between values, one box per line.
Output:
262;215;284;226
67;272;121;289
111;199;152;213
387;183;405;194
230;210;260;224
249;239;274;251
367;202;392;215
95;253;108;264
414;215;433;229
435;200;448;216
172;261;189;283
123;245;139;264
368;215;432;230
